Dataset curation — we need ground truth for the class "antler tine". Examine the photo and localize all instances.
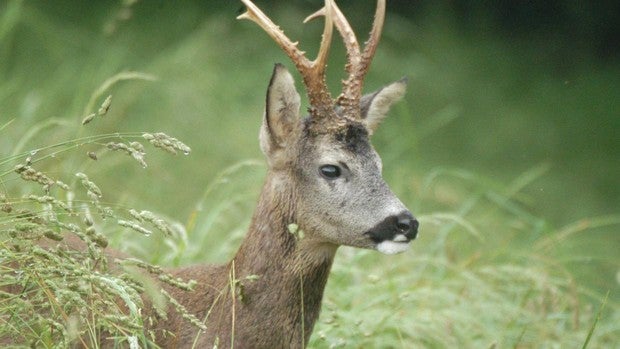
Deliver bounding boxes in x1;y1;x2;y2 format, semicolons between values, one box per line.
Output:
340;0;385;114
359;0;385;78
313;0;334;79
237;0;311;71
305;1;386;118
305;2;360;68
238;0;335;112
305;1;360;94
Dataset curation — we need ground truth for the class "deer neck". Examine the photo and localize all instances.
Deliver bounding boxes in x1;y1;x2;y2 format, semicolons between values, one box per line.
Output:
231;172;337;343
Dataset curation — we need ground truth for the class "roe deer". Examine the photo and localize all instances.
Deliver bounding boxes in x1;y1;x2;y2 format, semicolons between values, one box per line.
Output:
0;1;418;347
145;0;419;347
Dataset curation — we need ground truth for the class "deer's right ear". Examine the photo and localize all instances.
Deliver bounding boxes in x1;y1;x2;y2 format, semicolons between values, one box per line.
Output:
260;64;301;163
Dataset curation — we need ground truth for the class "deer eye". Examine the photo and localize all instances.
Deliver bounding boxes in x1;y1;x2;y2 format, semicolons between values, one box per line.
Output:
319;164;341;179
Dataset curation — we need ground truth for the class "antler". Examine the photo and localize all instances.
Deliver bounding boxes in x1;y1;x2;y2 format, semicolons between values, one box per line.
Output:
239;0;386;127
306;0;386;117
238;0;335;118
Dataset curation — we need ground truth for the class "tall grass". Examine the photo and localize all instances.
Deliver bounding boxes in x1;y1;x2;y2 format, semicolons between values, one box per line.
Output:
1;117;617;347
0;74;201;347
1;1;618;348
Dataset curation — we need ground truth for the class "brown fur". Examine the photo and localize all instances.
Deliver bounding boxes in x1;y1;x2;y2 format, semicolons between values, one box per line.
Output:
148;173;336;348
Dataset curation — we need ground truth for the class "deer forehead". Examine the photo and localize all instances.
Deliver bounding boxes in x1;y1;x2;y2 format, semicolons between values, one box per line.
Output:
297;126;381;174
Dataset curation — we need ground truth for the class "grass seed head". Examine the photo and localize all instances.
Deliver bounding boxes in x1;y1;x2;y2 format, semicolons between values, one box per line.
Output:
82;113;96;125
143;132;191;155
160;288;206;331
87;151;98;160
106;141;148;168
27;195;71;212
138;210;174;236
98;95;113;116
76;172;102;198
0;193;12;213
118;219;153;236
14;164;55;187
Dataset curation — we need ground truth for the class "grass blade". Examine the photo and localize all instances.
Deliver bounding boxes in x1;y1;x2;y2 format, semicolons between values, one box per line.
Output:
581;291;609;349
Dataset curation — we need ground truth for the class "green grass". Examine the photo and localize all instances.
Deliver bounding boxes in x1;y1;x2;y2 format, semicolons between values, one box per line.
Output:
1;1;618;347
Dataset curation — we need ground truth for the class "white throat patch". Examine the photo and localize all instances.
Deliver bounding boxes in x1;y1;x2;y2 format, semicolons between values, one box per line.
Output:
376;240;410;255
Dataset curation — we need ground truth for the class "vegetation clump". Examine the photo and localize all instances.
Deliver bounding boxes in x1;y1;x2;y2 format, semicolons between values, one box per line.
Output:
0;78;199;347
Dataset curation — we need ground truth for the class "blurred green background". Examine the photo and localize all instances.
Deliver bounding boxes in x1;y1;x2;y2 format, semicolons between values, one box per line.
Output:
2;0;618;223
1;0;619;346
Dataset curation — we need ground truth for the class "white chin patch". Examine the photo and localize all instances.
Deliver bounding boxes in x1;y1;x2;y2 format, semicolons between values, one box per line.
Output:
377;241;410;255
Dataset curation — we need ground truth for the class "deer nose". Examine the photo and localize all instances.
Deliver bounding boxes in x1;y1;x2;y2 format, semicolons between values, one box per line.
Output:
396;211;419;239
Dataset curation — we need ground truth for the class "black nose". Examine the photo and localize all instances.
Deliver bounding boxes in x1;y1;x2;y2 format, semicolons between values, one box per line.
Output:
396;211;419;239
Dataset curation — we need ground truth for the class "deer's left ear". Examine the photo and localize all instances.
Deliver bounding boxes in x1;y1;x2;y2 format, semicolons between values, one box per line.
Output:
360;78;407;134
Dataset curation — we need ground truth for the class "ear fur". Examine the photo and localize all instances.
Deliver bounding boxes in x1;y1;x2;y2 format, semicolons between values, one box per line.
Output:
259;64;301;165
360;78;407;134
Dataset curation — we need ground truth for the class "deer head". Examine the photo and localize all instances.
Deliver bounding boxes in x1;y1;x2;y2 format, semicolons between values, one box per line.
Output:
239;0;418;254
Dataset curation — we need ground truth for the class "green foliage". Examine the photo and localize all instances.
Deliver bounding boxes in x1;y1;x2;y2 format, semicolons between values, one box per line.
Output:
311;171;620;347
1;1;618;348
0;73;200;347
